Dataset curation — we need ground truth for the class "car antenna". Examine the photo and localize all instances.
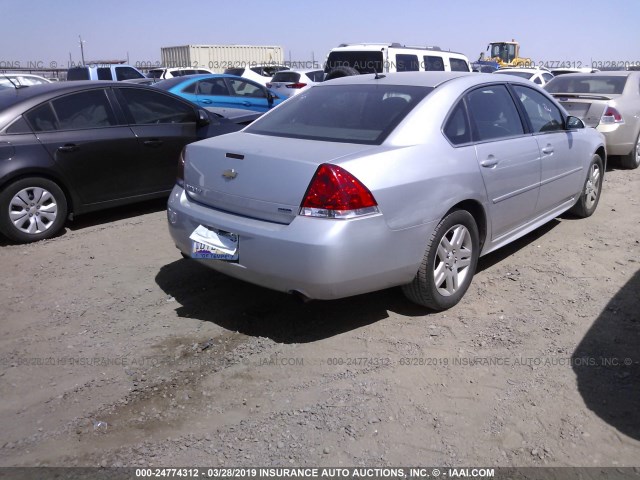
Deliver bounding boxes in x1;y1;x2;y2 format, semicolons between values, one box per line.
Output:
374;70;386;79
1;74;25;89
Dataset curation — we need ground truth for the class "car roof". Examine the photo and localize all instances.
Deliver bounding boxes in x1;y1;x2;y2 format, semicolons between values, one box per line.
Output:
318;71;476;88
549;71;637;78
493;68;546;74
273;69;322;74
0;80;124;110
0;81;176;129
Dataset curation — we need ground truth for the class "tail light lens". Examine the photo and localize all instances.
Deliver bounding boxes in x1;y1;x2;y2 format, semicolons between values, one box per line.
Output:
601;106;624;124
286;82;307;89
300;164;379;219
177;148;186;187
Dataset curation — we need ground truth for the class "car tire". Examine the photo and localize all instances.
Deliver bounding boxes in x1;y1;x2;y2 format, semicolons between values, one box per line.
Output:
324;66;360;81
569;154;603;218
619;133;640;169
402;209;480;311
0;177;68;243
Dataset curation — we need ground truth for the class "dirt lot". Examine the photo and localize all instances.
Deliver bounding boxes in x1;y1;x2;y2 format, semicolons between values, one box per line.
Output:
0;163;639;469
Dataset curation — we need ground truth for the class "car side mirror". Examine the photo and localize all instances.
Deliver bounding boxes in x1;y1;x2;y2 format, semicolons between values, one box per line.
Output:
197;109;211;126
566;116;584;130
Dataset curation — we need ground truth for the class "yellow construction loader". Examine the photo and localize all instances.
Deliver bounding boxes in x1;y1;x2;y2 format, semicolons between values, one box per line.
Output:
479;40;533;68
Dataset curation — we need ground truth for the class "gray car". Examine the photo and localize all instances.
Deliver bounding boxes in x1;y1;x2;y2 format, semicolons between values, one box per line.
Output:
167;72;606;310
545;71;640;169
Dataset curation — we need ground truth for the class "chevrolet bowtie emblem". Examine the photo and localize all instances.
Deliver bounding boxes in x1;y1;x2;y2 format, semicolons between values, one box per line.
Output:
222;168;238;179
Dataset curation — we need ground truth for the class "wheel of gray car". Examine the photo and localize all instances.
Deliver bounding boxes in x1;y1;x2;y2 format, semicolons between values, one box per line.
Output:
0;177;68;243
569;154;603;218
324;66;360;81
619;132;640;169
402;209;479;311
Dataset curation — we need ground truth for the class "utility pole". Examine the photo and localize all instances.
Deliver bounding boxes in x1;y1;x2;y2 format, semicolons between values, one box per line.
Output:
78;35;86;65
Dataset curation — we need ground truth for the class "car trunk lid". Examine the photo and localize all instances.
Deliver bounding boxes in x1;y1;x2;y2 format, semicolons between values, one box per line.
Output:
183;132;377;224
550;93;620;127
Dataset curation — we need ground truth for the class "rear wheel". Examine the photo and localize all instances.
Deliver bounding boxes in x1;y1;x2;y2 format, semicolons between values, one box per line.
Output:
0;177;67;243
570;154;603;218
619;133;640;169
402;210;479;311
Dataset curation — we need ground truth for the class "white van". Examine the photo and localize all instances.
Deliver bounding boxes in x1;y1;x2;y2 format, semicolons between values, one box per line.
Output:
324;43;472;79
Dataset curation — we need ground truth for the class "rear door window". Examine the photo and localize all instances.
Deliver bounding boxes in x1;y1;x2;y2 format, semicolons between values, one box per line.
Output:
424;56;445;71
450;58;470;72
97;68;112;80
396;54;420;72
115;67;144;81
196;78;230;96
466;85;524;141
26;89;117;131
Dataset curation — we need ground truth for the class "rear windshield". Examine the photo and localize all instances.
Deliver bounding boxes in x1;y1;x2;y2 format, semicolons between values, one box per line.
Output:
224;68;244;76
147;69;164;78
271;72;300;83
246;84;432;145
324;51;384;74
494;70;534;80
545;75;628;94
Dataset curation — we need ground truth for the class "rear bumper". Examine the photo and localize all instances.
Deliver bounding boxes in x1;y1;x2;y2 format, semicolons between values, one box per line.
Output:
597;123;637;156
166;186;434;300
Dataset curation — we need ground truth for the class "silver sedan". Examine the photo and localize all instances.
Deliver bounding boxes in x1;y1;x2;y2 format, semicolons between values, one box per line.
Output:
167;72;606;310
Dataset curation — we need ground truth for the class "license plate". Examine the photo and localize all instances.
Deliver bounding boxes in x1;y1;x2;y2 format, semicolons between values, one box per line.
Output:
189;225;238;261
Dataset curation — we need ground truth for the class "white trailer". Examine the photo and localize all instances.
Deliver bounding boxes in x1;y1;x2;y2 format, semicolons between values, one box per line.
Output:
161;45;285;73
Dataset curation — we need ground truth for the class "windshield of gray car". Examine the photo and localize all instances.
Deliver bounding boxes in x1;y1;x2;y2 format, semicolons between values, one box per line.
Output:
545;75;628;94
246;84;432;145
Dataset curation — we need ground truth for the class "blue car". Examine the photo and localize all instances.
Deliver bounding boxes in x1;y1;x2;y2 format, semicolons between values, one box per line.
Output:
154;74;284;113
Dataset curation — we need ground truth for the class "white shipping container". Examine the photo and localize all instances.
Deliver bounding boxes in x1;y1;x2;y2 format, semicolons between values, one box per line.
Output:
161;45;284;73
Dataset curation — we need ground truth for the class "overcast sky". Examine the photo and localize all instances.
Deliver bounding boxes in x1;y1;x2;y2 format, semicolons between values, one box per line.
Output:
2;0;639;69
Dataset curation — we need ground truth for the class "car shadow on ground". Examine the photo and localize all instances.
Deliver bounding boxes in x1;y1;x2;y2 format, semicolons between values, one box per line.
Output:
476;219;560;272
65;197;168;232
155;257;426;343
0;197;169;246
572;268;640;441
155;219;566;343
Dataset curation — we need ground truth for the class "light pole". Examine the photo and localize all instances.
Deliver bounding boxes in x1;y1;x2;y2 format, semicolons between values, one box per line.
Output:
79;35;86;65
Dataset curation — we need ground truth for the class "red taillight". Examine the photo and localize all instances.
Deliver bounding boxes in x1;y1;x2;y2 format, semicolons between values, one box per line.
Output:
265;83;272;88
177;148;185;186
300;164;379;219
286;82;307;89
601;106;624;124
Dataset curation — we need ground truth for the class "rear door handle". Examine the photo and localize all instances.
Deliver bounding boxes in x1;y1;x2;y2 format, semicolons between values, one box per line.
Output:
541;145;554;154
57;144;78;153
199;99;212;104
480;156;499;168
143;139;163;148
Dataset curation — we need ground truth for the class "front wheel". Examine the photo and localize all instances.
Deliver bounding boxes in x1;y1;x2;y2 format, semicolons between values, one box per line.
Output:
402;209;480;311
0;177;68;243
569;154;603;218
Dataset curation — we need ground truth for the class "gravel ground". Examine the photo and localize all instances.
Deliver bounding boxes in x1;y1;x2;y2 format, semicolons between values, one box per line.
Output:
0;162;638;468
